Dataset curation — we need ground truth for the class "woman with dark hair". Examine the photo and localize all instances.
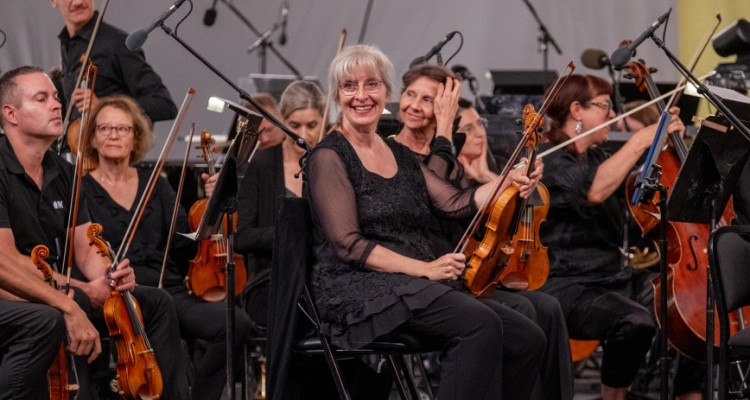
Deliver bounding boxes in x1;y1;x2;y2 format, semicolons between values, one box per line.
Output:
394;63;573;400
537;74;687;400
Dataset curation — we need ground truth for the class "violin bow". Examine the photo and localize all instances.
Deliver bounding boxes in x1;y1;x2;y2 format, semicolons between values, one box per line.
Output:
111;88;196;269
455;61;575;254
58;0;110;154
318;28;347;142
537;72;716;161
158;123;197;288
61;62;97;292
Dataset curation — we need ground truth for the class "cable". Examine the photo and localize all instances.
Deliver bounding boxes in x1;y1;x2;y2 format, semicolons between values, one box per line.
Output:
444;31;464;66
173;0;193;36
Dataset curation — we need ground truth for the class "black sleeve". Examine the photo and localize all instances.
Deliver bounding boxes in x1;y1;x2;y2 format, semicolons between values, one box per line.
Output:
235;161;275;254
113;46;177;122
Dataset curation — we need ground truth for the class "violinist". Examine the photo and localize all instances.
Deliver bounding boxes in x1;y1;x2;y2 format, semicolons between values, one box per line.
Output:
305;44;544;400
50;0;176;127
0;66;100;400
234;80;325;328
81;94;253;399
537;74;693;400
393;64;572;400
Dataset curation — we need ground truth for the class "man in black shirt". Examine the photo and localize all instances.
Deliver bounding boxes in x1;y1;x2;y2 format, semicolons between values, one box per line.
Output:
0;66;103;399
51;0;177;124
0;66;190;399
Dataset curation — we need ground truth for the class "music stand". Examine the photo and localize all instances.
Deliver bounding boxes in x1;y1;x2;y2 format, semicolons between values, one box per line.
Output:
190;106;263;396
667;113;750;395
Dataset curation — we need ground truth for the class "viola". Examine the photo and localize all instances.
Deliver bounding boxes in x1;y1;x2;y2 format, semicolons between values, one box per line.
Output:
497;182;550;291
90;223;164;400
461;104;545;297
623;59;742;361
30;245;80;400
185;130;247;301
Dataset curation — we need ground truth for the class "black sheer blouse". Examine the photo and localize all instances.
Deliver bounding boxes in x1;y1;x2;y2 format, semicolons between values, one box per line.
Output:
305;131;477;349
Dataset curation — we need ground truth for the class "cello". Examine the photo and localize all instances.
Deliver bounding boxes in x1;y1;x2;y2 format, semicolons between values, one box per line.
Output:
30;245;80;400
622;59;742;361
185;130;247;301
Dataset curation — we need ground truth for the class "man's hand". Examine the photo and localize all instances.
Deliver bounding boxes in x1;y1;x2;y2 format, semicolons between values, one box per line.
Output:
62;291;101;363
109;258;135;293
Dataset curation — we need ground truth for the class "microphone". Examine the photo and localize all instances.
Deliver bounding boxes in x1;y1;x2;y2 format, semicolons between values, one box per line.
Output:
125;0;189;51
203;0;218;26
409;31;458;67
581;49;611;70
610;9;671;69
451;64;478;92
279;2;289;46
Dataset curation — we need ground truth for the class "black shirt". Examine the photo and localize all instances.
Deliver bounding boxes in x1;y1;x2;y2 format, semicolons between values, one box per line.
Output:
538;144;631;296
0;135;89;267
58;12;177;123
81;168;195;289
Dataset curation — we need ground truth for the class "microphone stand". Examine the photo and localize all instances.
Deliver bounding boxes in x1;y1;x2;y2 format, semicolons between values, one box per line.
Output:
155;21;311;400
647;32;750;400
607;65;631;132
218;0;303;79
522;0;562;86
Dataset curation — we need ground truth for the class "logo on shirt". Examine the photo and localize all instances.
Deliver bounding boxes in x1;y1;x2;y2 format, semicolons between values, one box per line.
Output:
53;200;64;210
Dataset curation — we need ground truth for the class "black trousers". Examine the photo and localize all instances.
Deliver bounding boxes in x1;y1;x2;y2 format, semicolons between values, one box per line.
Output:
73;286;192;399
389;290;545;400
170;288;254;400
0;299;66;400
492;290;574;400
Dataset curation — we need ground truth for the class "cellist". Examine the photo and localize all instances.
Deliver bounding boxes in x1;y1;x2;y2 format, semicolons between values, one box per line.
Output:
536;74;698;400
0;66;100;400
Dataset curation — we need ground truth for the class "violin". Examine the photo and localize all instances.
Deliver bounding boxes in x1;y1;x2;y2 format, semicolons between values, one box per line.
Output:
90;223;163;400
497;182;550;291
623;58;742;361
30;245;80;400
185;130;247;301
461;105;545;297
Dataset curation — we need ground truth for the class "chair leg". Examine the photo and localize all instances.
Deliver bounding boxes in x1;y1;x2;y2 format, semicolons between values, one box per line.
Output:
388;355;421;400
412;354;435;400
319;336;352;400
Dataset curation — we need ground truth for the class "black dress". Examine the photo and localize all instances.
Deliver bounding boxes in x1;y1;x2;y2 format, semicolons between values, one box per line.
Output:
305;131;545;400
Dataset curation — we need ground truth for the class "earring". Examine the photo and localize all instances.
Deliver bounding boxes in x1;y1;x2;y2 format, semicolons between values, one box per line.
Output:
575;120;583;134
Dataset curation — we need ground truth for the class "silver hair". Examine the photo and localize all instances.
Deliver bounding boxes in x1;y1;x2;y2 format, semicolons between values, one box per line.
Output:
327;44;394;105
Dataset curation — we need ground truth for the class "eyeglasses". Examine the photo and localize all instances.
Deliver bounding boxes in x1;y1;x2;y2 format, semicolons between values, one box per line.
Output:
339;79;383;95
96;124;133;136
588;100;613;113
458;117;488;135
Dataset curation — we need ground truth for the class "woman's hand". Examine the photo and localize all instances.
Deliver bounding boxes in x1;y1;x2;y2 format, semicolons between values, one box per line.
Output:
508;158;543;199
433;77;461;140
422;253;466;281
201;172;219;197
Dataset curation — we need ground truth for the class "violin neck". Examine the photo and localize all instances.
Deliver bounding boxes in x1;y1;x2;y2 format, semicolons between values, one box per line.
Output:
123;291;155;351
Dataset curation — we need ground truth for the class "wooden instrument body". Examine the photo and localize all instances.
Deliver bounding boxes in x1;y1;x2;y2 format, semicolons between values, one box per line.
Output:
498;183;550;291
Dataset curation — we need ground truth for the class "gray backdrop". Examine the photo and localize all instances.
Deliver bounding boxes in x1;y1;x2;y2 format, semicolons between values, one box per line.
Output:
0;0;678;160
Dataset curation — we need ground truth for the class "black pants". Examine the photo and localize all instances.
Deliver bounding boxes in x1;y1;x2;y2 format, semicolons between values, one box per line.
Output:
73;286;192;399
0;299;66;400
493;290;574;400
389;290;545;400
171;288;254;400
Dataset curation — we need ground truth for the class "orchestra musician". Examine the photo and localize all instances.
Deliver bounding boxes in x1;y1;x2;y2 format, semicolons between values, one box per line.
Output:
234;80;325;328
50;0;176;125
536;74;702;400
81;94;253;399
0;66;101;400
305;44;545;400
393;64;572;400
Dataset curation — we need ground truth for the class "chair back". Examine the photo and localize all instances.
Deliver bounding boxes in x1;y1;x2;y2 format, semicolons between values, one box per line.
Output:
710;225;750;314
267;196;313;400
